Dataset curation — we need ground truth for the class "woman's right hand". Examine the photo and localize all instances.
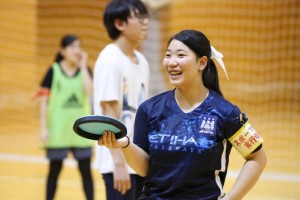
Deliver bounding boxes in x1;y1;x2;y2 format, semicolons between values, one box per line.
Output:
98;131;129;149
78;51;88;69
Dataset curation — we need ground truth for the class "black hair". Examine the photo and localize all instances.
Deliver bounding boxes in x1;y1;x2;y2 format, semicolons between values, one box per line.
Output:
54;34;80;63
167;30;223;97
103;0;148;40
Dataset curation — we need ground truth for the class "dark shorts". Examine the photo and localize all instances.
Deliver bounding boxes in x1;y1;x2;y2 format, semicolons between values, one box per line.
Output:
46;147;92;160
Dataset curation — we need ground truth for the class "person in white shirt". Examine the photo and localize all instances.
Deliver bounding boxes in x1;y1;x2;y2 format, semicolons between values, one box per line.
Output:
93;0;150;199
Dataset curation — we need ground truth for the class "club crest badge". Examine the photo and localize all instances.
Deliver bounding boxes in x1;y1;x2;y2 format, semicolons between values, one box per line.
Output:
199;116;216;135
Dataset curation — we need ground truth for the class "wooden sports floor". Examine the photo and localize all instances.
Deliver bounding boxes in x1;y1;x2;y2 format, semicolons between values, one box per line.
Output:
1;1;299;199
0;118;299;200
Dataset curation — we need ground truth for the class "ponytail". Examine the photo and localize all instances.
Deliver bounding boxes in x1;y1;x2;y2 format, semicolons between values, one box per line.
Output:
54;52;64;63
202;59;223;97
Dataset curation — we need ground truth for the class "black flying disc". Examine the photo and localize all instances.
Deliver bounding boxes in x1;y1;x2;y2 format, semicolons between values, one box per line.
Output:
73;115;127;140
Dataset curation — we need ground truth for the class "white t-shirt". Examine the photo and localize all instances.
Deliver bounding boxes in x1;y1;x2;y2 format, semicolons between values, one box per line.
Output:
93;44;149;174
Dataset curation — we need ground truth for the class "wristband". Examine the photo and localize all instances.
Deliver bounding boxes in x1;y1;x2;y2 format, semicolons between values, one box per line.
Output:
122;136;130;148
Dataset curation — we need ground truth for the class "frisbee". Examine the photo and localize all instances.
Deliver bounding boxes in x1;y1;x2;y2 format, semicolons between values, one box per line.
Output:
73;115;127;140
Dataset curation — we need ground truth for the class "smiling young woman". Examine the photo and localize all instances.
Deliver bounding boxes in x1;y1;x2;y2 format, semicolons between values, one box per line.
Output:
98;29;267;200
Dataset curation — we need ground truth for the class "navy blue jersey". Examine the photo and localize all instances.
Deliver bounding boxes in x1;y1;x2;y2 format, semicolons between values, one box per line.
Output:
134;90;263;200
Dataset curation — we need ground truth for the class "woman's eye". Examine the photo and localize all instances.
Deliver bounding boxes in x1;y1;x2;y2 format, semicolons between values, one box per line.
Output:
178;54;185;57
165;54;171;58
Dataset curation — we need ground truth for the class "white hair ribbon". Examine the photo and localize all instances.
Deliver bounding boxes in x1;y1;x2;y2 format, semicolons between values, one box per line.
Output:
211;46;229;80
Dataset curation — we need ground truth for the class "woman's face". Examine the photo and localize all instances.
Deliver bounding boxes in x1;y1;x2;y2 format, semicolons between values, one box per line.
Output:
60;39;82;64
163;39;206;89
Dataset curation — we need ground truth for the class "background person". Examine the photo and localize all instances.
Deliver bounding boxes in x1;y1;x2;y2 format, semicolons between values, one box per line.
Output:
93;0;150;199
39;34;94;200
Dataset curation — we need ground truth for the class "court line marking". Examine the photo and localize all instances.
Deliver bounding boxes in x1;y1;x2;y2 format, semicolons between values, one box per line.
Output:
1;153;300;183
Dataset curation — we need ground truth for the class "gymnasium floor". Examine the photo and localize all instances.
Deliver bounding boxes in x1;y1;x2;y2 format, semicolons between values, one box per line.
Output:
0;119;299;200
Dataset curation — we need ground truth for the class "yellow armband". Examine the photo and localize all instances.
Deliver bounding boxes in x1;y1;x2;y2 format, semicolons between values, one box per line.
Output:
228;121;264;158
